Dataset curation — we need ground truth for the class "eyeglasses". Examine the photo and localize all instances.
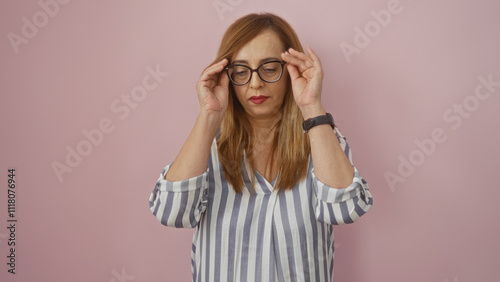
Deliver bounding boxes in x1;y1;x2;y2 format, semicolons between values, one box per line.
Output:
225;60;286;86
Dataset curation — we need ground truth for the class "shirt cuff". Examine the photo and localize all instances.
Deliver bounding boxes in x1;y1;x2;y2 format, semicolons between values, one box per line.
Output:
155;163;210;193
312;167;371;204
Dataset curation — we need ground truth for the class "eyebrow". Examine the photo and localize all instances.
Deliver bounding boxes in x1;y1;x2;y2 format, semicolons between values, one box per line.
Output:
231;57;281;65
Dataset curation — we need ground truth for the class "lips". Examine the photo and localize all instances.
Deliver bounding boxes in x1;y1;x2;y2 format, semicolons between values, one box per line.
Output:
249;96;269;104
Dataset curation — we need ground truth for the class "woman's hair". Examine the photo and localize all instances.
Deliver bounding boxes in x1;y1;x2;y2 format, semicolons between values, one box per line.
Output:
211;12;311;193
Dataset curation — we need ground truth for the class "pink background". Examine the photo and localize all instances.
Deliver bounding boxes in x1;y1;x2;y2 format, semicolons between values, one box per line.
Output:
1;0;499;281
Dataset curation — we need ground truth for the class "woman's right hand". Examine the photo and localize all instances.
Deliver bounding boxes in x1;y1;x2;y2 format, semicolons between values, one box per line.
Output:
196;58;230;116
165;59;230;182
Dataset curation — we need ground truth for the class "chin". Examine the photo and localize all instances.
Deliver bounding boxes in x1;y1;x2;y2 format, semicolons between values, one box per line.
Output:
249;107;280;119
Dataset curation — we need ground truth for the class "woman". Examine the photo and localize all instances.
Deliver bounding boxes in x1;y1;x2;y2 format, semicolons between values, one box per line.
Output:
149;13;373;281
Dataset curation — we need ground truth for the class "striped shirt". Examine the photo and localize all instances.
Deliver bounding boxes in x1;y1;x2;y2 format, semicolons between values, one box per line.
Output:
149;128;373;282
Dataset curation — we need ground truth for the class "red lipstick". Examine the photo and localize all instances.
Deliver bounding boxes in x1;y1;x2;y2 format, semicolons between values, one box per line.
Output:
249;96;269;104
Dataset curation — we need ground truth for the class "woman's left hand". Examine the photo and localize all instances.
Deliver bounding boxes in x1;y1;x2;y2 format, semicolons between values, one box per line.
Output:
281;46;324;115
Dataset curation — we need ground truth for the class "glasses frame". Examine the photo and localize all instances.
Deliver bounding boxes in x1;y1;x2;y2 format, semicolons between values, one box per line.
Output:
225;60;287;86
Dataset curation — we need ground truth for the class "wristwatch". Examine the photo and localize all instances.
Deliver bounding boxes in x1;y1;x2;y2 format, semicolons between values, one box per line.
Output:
302;113;335;133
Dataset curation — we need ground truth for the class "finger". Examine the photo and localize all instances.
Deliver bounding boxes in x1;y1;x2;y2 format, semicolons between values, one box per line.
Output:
201;67;221;81
198;60;226;91
283;50;308;64
288;48;310;61
201;59;228;80
286;63;301;81
289;47;315;69
217;58;229;68
209;59;228;74
207;58;228;73
305;46;322;67
218;70;230;90
282;51;308;72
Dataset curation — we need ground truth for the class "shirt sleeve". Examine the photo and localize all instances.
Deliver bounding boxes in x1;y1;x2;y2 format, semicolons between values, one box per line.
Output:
148;164;209;228
313;128;373;225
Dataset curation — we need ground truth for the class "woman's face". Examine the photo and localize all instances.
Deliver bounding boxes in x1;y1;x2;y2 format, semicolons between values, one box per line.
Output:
231;29;289;122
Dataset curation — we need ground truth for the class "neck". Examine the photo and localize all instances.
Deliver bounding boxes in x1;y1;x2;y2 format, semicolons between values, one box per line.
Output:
248;111;282;145
246;112;280;183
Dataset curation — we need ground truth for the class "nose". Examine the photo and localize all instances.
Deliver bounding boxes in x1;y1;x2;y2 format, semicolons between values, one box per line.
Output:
249;70;264;89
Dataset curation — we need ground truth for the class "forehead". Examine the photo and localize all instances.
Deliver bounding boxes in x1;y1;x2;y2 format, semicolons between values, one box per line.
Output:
232;29;284;64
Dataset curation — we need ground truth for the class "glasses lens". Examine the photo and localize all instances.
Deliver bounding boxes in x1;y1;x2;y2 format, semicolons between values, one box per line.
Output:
258;62;283;82
228;65;251;85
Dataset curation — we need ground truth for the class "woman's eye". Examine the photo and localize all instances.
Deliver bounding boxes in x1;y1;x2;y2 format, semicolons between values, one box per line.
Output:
262;68;277;74
235;71;248;76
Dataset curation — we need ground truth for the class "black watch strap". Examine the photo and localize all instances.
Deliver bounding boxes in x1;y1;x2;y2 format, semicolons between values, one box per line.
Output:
302;113;335;133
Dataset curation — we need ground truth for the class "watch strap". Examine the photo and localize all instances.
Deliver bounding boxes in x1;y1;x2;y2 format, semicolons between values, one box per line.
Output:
302;113;335;133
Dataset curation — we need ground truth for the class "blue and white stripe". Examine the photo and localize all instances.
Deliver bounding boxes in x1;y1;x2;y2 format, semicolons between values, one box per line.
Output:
149;128;373;282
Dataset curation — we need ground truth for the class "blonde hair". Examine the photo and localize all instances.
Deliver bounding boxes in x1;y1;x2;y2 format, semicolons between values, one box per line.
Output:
211;13;310;193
